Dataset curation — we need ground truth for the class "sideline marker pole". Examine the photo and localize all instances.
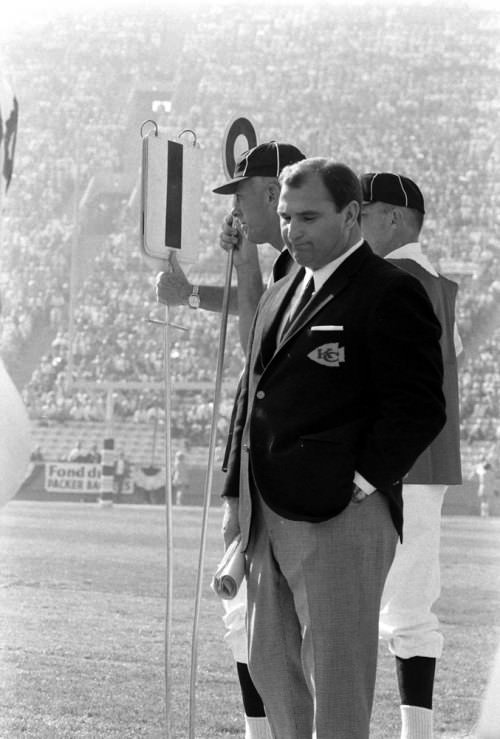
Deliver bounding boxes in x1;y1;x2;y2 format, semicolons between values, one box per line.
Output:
99;438;115;506
188;247;234;739
163;302;174;738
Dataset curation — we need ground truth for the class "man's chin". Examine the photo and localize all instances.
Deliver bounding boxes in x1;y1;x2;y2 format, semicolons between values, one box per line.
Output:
291;251;311;267
245;228;265;245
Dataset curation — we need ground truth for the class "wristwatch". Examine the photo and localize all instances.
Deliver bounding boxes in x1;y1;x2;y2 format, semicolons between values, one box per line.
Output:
188;285;200;309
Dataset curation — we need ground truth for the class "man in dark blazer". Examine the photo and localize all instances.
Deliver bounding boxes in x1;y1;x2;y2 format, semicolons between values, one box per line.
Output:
222;158;446;739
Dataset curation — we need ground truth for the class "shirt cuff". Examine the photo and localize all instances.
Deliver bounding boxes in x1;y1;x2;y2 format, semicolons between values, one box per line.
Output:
354;471;376;495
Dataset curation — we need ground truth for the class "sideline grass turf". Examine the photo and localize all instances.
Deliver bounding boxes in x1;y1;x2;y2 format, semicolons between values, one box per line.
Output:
1;502;499;737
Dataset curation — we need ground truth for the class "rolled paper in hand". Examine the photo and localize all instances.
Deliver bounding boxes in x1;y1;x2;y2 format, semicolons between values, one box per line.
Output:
211;536;245;599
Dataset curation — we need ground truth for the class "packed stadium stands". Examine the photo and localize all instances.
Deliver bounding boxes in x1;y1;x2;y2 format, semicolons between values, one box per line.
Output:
1;2;499;482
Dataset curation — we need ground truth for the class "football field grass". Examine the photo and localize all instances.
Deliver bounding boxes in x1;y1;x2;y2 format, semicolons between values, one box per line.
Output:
0;501;499;738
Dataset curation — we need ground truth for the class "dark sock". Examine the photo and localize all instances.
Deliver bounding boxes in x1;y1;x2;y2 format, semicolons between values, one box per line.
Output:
396;656;436;709
236;662;266;717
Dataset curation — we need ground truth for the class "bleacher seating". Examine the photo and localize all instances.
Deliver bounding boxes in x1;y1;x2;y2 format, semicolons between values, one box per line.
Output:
29;420;224;467
28;419;496;483
1;3;499;484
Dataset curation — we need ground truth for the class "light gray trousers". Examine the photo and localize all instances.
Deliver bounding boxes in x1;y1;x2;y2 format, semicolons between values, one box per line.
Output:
246;491;397;739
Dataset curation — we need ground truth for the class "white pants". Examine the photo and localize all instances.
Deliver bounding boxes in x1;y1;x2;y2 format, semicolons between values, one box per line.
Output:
223;484;447;664
222;582;249;663
379;484;447;659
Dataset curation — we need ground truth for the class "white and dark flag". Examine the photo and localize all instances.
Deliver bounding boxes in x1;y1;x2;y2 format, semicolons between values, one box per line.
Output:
141;130;201;266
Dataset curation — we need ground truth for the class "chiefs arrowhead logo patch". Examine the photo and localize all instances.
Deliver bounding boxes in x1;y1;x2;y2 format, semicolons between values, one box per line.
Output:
308;342;345;367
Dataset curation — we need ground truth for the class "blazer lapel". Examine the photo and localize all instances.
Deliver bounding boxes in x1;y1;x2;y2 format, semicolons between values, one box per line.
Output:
257;266;306;368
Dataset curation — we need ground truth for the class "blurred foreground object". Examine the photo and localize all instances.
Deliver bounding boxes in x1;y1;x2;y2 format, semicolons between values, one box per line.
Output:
476;643;500;739
0;72;18;208
1;71;29;505
0;357;31;506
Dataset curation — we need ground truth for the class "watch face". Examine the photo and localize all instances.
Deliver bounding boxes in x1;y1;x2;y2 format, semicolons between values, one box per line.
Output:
188;294;200;308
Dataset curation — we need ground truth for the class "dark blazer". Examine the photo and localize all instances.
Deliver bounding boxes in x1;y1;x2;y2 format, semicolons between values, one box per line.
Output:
222;243;446;538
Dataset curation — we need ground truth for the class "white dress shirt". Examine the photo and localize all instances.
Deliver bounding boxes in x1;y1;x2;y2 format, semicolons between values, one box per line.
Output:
279;239;364;336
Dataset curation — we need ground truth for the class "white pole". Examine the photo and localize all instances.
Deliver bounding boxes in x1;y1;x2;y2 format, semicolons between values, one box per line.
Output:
188;248;234;739
163;302;174;738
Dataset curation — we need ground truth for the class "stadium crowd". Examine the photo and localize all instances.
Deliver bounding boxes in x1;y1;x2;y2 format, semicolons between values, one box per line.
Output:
1;3;499;458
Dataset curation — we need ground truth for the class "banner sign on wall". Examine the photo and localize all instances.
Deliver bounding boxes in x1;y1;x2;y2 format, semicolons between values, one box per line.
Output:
44;463;133;494
45;463;102;493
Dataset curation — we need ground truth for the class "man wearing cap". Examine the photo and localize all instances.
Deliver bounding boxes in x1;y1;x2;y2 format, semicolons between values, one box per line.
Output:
156;141;305;351
157;141;305;739
222;157;446;738
360;172;462;739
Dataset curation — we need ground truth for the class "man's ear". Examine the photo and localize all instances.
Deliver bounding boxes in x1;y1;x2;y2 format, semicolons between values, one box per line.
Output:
267;182;281;207
344;200;360;230
391;206;404;227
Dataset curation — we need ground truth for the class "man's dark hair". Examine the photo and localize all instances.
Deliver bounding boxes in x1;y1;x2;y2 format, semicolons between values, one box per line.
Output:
279;158;362;222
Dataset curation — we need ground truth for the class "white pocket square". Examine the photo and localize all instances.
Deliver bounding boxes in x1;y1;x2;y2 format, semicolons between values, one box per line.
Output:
311;325;344;332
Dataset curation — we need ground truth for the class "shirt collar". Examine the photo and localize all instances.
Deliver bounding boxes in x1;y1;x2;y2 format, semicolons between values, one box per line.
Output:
386;242;439;277
306;239;364;291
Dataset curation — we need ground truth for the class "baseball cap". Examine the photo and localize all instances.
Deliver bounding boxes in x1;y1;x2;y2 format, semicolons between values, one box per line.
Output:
213;141;306;195
360;172;425;214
